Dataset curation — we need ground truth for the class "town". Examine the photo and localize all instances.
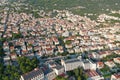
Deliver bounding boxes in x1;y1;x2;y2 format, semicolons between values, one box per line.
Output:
0;0;120;80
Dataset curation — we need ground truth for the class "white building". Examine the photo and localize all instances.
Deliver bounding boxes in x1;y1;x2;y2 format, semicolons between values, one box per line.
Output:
61;59;83;72
82;59;96;70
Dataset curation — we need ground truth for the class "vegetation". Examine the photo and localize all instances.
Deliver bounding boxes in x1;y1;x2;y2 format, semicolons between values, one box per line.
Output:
65;40;72;45
56;76;68;80
12;32;23;39
0;56;39;80
0;49;4;57
106;19;120;24
0;64;20;80
17;56;39;73
27;0;120;11
102;53;120;62
8;0;120;20
115;31;120;35
20;0;120;19
68;67;88;80
109;13;120;18
100;65;111;78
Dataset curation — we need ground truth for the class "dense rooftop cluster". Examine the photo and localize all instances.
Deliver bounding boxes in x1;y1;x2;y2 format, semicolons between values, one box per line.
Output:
0;1;120;80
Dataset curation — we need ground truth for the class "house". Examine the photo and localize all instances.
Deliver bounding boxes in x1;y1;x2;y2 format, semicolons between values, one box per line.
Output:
86;70;104;80
111;73;120;80
97;62;104;69
45;48;53;55
3;55;10;61
10;53;17;60
114;50;120;55
3;55;11;66
67;49;74;53
105;60;116;68
74;46;81;53
34;46;41;51
20;68;44;80
88;52;99;59
62;31;69;37
61;59;83;72
22;50;28;54
3;45;9;52
10;46;15;52
52;37;59;45
4;51;10;55
65;44;72;49
113;57;120;64
82;59;96;70
98;51;110;59
24;53;34;59
57;46;64;53
27;46;33;51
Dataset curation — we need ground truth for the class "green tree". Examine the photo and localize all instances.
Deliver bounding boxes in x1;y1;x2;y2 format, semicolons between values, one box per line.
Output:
17;56;39;73
0;63;4;74
83;74;88;80
56;76;68;80
78;76;81;80
79;68;83;75
74;68;79;77
2;76;9;80
65;40;72;45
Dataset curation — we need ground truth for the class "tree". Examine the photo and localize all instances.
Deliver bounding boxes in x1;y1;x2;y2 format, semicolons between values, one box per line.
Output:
2;65;20;80
74;68;79;77
79;68;83;75
56;76;68;80
17;56;39;73
12;32;23;39
2;76;9;80
0;46;5;57
77;76;81;80
0;63;4;73
83;74;88;80
65;40;71;45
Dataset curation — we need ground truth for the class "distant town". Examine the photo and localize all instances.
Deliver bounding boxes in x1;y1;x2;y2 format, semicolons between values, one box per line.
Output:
0;0;120;80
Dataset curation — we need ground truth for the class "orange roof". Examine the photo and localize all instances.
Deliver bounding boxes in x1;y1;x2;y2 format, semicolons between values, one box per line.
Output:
97;62;104;66
46;48;53;51
87;70;99;77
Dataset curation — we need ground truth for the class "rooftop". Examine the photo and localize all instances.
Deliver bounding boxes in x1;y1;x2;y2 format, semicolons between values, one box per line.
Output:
113;73;120;79
65;59;80;63
22;68;43;80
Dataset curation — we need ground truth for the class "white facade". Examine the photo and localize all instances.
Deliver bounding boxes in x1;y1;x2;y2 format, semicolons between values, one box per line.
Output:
83;59;96;70
61;59;83;72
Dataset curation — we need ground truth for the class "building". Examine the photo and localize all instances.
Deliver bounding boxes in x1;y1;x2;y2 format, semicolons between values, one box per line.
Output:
41;64;56;80
61;59;83;72
45;69;56;80
46;60;64;75
82;59;96;70
53;65;64;75
113;57;120;64
20;68;44;80
105;60;116;68
111;73;120;80
97;62;104;69
86;70;104;80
